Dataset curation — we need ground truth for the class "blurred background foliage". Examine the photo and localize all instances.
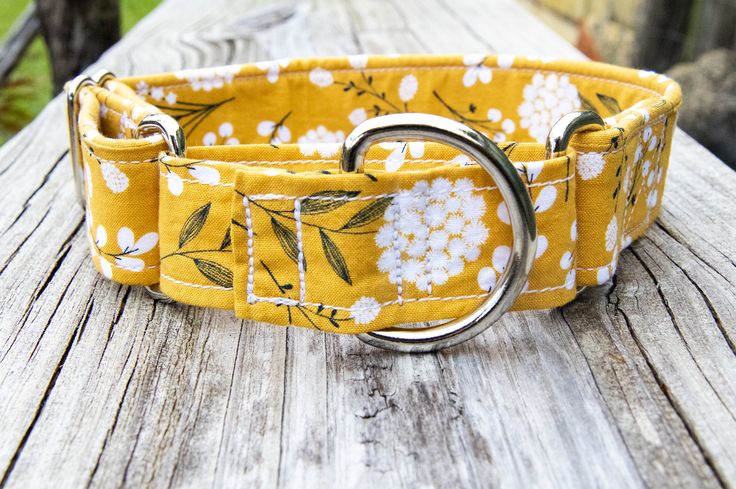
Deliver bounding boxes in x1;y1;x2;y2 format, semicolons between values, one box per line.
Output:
0;0;159;144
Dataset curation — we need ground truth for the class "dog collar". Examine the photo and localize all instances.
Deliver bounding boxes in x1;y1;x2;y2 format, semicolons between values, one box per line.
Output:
65;54;681;351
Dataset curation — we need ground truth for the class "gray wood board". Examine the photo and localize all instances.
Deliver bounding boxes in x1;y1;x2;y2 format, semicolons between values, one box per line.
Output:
0;0;734;487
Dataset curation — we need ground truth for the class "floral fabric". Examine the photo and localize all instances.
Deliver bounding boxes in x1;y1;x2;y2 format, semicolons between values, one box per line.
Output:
75;54;681;334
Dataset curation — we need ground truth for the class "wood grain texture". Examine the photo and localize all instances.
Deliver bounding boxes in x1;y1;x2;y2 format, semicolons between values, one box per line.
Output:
0;0;734;488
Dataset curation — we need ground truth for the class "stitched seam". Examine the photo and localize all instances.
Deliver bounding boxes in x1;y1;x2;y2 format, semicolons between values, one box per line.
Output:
244;198;255;303
575;113;669;155
245;176;573;202
144;65;664;97
83;142;159;164
391;204;403;304
246;282;570;311
161;273;233;290
294;198;306;304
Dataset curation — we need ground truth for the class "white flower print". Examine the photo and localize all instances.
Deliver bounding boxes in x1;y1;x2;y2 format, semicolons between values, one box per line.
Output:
165;91;177;105
577;152;606;180
348;54;368;69
486;108;516;142
94;226;158;279
100;163;129;193
462;54;492;87
203;122;240;146
533;185;557;213
255;58;290;83
298;126;345;158
497;54;515;69
309;67;333;87
188;165;221;185
377;178;488;293
596;266;611;285
379;142;425;172
351;296;381;325
560;251;573;270
518;73;581;143
605;216;618;252
348;108;368;126
647;189;658;208
477;245;509;292
398;74;418;102
175;65;239;91
167;172;184;196
150;86;165;101
135;80;149;97
257;119;291;145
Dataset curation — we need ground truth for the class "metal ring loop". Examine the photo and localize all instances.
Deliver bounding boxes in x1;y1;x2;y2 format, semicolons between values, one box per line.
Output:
65;74;96;208
134;113;187;157
90;69;116;87
545;110;605;159
341;113;537;352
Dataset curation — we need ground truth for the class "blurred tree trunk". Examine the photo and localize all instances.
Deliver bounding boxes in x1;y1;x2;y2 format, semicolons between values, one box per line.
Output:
35;0;120;93
631;0;693;72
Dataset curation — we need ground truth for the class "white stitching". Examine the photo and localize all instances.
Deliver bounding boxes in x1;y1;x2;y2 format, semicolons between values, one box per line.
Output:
83;143;159;164
161;273;233;290
246;176;573;202
294;198;306;304
390;204;403;305
248;282;571;311
243;198;255;303
138;65;665;98
575;113;669;156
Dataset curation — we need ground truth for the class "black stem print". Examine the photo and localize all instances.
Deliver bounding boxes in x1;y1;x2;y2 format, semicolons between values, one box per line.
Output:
242;196;378;236
432;90;505;133
159;202;233;287
156;96;235;136
261;259;293;294
261;259;350;328
334;71;404;114
267;110;292;148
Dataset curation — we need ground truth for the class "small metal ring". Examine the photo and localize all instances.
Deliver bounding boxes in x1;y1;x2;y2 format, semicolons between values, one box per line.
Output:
134;113;187;157
90;69;116;87
134;114;186;303
341;113;537;352
65;74;96;208
545;110;605;159
144;283;174;303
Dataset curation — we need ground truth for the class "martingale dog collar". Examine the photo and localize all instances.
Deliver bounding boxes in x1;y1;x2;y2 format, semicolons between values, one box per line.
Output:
65;54;681;351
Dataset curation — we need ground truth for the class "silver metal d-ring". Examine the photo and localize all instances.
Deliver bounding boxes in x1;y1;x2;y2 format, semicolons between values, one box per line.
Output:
65;74;95;208
134;114;186;303
341;113;537;353
90;69;116;87
66;70;119;209
545;110;605;159
134;113;187;157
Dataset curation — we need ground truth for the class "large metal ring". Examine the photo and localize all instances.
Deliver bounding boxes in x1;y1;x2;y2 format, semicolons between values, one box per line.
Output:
340;113;537;352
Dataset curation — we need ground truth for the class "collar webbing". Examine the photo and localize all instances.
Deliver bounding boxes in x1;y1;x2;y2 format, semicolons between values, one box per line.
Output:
70;54;681;336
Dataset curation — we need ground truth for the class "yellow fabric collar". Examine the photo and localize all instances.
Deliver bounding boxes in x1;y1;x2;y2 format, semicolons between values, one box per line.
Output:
70;54;681;337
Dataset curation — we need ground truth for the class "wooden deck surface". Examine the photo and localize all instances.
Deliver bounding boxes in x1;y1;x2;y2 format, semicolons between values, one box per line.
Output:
1;0;735;487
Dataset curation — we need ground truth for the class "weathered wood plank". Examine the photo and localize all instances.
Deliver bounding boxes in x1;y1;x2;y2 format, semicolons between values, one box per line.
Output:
0;0;734;488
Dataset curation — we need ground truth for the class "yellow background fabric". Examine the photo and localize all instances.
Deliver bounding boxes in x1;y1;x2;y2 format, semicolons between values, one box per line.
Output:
75;54;681;334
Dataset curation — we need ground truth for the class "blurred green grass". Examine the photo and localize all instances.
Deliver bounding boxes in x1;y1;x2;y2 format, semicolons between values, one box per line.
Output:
0;0;160;144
